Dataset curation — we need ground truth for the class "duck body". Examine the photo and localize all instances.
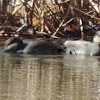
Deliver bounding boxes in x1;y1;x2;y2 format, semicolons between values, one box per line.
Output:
22;40;63;55
64;40;99;56
5;37;64;55
64;31;100;56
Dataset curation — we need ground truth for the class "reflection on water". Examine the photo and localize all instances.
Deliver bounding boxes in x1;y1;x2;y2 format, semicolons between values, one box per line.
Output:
0;53;100;100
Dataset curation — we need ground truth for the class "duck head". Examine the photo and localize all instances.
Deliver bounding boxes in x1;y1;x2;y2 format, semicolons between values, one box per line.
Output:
93;31;100;44
5;37;23;53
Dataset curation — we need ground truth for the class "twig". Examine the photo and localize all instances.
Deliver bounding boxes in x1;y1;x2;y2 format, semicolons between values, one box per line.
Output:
52;1;72;36
88;0;99;14
41;0;45;32
65;3;100;21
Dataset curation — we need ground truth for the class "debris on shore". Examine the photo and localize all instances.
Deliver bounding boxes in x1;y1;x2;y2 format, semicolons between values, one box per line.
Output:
0;0;99;41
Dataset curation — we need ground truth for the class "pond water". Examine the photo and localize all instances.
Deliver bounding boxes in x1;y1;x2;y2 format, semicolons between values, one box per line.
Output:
0;40;100;100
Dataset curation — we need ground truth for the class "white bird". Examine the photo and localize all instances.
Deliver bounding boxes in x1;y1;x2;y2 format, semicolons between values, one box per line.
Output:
63;31;100;56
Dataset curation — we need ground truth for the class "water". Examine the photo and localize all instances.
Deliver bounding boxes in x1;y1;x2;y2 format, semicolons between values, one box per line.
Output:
0;41;100;100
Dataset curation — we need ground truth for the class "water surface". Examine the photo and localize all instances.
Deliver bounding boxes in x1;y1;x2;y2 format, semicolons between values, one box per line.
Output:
0;41;100;100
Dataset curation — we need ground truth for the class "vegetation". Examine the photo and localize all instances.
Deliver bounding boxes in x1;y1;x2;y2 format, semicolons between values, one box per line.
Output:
0;0;100;40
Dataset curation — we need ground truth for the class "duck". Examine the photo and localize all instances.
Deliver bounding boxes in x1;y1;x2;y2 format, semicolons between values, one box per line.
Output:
5;37;64;55
63;31;100;56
